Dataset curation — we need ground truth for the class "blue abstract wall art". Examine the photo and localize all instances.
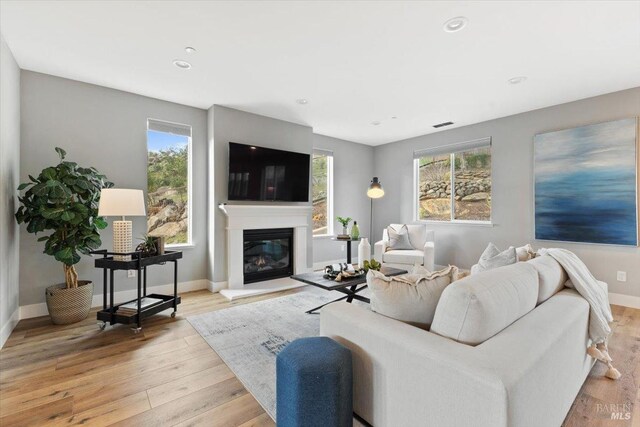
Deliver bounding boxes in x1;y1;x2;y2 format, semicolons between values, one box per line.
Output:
534;118;638;246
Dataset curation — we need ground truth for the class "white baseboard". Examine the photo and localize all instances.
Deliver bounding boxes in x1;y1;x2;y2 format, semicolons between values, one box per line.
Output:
19;279;212;320
208;280;227;292
0;308;20;349
608;292;640;309
313;258;359;271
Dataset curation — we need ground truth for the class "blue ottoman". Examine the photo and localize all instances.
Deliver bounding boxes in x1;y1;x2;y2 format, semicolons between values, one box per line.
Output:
276;337;352;427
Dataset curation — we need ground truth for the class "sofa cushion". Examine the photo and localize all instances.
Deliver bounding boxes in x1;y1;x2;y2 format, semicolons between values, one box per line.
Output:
431;262;539;345
383;249;424;264
367;266;457;329
387;225;414;250
527;255;568;304
470;243;517;274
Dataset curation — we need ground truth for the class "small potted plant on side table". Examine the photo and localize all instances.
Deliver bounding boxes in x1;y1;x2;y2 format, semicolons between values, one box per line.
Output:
15;147;113;324
336;216;352;240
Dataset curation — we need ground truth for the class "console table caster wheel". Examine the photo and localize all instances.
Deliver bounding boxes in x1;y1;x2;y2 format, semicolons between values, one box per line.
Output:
131;327;142;334
171;311;176;318
98;322;106;331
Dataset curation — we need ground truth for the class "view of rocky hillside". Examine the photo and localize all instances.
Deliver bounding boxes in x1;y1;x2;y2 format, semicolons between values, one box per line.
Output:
312;154;328;235
418;148;491;221
147;146;188;244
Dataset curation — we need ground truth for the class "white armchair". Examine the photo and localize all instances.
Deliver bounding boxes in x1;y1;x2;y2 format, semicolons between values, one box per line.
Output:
374;224;435;271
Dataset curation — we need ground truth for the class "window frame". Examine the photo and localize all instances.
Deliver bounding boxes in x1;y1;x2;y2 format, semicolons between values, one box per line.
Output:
312;149;334;238
413;139;493;225
146;118;194;248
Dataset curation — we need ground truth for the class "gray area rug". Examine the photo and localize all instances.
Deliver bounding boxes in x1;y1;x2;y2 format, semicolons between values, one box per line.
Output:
188;287;368;420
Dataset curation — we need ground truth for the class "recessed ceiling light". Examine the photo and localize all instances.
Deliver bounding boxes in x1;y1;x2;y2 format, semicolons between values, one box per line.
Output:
185;47;196;54
443;16;468;33
391;116;398;119
296;99;308;105
371;120;381;126
250;146;257;150
173;59;192;69
508;76;527;84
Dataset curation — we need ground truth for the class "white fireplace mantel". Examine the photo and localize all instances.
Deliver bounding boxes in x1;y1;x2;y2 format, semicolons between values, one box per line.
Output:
219;204;312;290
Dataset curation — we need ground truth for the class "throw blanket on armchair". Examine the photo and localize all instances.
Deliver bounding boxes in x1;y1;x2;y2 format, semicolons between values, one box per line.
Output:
538;248;620;380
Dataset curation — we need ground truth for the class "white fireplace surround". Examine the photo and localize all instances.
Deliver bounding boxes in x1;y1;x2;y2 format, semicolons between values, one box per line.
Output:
218;204;312;298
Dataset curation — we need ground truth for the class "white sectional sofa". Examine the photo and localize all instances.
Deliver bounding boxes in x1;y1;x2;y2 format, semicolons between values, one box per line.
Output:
320;256;599;427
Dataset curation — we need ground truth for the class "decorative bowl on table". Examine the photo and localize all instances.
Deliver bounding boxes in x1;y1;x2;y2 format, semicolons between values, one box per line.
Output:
323;266;366;282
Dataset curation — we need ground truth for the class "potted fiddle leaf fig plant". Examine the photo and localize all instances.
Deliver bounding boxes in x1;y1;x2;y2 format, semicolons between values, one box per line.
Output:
15;147;113;324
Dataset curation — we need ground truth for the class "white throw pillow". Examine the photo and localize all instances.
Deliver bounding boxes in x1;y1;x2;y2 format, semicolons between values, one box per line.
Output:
516;244;537;262
367;266;458;329
386;225;414;251
471;243;517;274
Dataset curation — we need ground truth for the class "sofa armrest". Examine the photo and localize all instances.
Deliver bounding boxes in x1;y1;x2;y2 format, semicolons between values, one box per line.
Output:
373;240;387;262
320;303;507;427
423;241;435;271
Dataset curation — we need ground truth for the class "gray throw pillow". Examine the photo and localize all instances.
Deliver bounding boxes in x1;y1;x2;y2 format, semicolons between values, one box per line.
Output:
368;266;458;329
387;225;414;250
471;243;517;274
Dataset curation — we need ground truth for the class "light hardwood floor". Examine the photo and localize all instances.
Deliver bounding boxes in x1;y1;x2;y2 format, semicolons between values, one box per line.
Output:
0;289;638;427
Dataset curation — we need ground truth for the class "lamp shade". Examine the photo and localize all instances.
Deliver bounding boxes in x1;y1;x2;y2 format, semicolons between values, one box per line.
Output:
367;177;385;199
98;189;146;217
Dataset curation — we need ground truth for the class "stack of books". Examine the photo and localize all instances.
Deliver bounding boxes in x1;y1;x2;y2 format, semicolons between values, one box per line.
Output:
117;297;163;316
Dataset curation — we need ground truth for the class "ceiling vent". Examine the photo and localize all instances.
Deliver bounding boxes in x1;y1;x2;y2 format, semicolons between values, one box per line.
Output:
433;121;454;128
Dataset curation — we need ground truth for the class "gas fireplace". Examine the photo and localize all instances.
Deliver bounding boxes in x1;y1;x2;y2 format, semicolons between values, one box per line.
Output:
243;228;293;284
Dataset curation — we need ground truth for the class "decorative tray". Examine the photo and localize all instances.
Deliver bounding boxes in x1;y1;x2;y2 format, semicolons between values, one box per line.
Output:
323;268;366;281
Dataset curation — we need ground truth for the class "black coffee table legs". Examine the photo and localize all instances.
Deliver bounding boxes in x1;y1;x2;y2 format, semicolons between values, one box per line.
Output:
306;284;370;314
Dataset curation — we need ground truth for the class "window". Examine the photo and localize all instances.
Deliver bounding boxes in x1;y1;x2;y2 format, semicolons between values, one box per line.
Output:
414;137;491;223
312;149;333;236
146;119;192;245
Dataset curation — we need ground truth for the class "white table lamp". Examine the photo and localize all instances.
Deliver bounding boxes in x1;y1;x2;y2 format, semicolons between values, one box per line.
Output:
98;189;146;260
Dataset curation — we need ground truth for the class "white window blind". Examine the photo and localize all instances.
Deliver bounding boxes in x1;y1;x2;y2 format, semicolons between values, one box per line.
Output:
147;118;192;137
313;148;333;156
413;136;491;159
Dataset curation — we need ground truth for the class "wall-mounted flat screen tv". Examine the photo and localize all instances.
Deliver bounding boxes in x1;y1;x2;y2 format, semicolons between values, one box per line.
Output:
228;142;310;202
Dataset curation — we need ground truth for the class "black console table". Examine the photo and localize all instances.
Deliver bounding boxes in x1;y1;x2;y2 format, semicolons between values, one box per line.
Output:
91;250;183;332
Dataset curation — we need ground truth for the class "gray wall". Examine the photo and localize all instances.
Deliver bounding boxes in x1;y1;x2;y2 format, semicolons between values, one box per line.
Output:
209;105;314;283
0;34;21;337
374;87;640;296
312;133;374;264
19;71;208;306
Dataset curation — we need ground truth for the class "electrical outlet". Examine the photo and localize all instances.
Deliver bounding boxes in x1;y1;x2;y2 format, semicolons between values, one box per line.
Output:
128;270;136;278
617;271;627;282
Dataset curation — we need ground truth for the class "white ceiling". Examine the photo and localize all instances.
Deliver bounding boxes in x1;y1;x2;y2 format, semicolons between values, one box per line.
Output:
1;1;639;146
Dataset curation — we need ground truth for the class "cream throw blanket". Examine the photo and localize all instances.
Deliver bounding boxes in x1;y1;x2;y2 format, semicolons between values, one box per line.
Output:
538;248;620;380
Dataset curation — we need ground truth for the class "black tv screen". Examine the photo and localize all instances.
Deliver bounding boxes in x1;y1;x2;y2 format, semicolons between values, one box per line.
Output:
228;142;310;202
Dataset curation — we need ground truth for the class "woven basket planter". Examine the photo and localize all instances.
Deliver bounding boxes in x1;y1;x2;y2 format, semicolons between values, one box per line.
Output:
45;280;93;325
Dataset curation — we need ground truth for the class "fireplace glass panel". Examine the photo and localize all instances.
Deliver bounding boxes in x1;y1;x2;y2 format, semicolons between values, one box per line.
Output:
243;228;293;283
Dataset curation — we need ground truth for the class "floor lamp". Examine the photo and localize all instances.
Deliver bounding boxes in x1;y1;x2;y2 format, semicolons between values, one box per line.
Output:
367;177;385;241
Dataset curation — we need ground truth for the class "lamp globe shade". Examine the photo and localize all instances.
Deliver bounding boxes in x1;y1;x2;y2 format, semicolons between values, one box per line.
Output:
98;189;146;217
367;177;385;199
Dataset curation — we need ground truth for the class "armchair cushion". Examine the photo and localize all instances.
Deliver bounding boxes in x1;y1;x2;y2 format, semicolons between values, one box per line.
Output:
383;249;424;265
386;225;413;251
